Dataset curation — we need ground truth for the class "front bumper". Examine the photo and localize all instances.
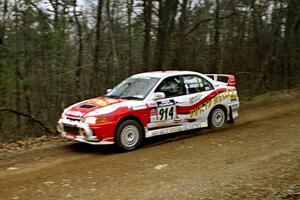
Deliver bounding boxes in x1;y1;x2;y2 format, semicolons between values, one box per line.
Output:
57;118;114;145
62;133;114;145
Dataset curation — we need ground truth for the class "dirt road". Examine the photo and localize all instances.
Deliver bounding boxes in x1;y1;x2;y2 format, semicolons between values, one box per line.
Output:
0;90;300;200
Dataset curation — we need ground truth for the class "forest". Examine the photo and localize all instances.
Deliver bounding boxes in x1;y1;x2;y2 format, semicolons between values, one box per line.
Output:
0;0;299;141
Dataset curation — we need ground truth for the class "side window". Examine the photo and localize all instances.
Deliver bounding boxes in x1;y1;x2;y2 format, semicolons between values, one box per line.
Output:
183;75;213;94
155;76;184;98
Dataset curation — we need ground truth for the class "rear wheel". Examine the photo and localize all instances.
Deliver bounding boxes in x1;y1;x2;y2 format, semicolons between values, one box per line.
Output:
115;120;143;151
208;107;226;128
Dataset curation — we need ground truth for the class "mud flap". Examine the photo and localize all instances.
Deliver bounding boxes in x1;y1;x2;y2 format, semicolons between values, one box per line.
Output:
227;106;234;124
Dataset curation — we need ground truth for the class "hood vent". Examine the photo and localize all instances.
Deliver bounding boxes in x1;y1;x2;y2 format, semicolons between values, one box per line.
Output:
80;104;95;109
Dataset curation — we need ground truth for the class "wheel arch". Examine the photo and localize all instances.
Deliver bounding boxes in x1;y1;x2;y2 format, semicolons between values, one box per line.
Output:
115;115;145;138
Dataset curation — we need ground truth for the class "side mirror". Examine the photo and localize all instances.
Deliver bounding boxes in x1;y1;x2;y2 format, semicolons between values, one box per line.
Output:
152;92;165;100
106;88;112;93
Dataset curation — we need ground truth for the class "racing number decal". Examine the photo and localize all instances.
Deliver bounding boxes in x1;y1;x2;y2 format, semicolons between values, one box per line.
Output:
158;106;175;120
157;100;176;121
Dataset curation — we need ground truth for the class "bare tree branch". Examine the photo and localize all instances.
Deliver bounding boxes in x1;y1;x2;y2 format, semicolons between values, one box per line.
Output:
184;12;237;38
0;108;55;134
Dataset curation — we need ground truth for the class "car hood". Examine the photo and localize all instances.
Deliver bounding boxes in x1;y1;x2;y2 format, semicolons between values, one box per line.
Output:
64;97;127;118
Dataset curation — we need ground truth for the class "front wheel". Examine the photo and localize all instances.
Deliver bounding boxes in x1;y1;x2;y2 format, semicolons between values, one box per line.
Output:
115;120;143;151
208;107;226;128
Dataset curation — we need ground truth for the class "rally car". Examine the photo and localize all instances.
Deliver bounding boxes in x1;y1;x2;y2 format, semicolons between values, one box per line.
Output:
57;71;239;151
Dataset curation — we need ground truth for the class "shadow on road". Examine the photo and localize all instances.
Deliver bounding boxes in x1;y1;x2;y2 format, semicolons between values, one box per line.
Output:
62;125;233;154
64;142;117;154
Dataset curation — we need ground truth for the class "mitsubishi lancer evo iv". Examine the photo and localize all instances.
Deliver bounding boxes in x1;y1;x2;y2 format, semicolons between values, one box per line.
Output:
57;71;239;151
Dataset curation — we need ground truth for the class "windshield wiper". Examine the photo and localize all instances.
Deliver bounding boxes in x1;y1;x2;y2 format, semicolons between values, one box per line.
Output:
121;96;143;100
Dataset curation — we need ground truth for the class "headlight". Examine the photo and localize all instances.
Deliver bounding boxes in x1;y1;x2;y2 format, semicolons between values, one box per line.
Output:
82;116;109;124
83;117;97;124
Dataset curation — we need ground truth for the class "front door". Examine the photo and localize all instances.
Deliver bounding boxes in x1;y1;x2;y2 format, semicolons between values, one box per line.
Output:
147;76;185;130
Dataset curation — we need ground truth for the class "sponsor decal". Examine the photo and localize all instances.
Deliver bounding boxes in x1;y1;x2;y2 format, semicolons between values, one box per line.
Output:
189;90;237;118
148;102;157;107
231;103;239;112
157;99;176;121
150;108;157;115
86;105;118;116
230;98;238;102
123;105;134;110
66;110;85;117
132;104;147;110
213;90;237;104
189;104;207;118
230;91;238;102
150;115;158;122
189;94;201;104
87;98;118;107
149;105;158;122
157;99;175;107
147;122;204;137
231;103;239;109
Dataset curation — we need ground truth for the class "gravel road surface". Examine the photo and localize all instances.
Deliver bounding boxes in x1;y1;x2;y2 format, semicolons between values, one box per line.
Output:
0;90;299;200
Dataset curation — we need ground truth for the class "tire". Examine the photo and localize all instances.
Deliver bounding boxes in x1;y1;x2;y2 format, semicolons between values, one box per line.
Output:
115;120;143;151
208;107;226;128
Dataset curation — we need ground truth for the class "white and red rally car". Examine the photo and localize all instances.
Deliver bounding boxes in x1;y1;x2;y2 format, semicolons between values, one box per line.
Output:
57;71;239;151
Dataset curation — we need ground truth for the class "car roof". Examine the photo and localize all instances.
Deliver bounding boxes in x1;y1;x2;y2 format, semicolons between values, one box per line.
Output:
131;70;201;79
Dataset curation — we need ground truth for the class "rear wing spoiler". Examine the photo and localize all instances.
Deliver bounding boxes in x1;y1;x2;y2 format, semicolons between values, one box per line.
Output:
205;74;236;87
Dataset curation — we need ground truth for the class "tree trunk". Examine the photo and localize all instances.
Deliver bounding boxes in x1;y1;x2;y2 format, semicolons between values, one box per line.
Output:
106;0;119;86
227;0;237;72
143;0;152;71
13;1;22;134
284;0;300;88
259;0;283;90
250;0;261;68
93;0;104;94
126;0;134;75
173;0;188;69
0;0;8;131
0;0;8;48
211;0;220;73
73;0;83;101
155;0;178;70
48;0;66;109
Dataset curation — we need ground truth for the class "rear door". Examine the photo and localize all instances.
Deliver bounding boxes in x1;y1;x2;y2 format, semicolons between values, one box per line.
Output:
175;75;215;123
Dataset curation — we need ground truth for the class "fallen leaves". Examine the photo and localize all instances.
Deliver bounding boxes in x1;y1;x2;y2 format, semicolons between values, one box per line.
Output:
0;135;66;153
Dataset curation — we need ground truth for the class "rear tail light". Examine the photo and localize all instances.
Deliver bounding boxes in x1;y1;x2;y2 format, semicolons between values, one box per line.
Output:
228;75;236;86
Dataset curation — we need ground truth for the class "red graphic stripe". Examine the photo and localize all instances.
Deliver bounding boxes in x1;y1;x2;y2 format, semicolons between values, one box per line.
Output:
176;88;227;114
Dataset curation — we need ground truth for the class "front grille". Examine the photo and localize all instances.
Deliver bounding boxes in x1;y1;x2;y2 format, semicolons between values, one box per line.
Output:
63;125;80;135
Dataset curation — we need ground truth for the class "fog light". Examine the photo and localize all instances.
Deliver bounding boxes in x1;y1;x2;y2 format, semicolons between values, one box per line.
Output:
79;128;88;138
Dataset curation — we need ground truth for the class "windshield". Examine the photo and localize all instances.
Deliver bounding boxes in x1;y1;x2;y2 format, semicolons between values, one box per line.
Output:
106;77;159;100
